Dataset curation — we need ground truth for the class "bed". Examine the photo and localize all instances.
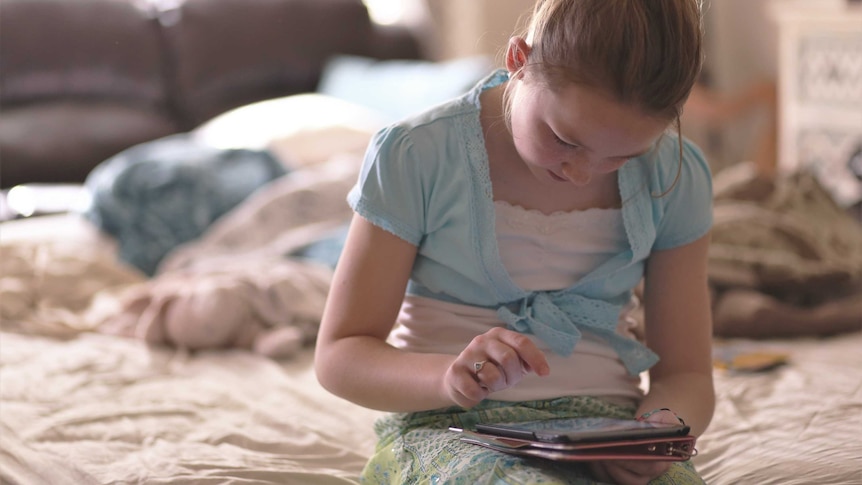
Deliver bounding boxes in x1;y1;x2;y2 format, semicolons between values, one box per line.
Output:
2;93;861;485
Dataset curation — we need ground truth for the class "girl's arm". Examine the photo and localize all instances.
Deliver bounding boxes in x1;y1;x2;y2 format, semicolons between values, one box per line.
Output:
314;214;548;412
640;233;715;436
592;235;713;485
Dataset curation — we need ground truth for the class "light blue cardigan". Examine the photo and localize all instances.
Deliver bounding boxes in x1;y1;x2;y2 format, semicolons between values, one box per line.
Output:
348;70;713;376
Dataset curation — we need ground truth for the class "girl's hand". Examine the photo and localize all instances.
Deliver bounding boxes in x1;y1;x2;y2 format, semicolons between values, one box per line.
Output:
589;459;670;485
442;327;549;408
588;409;683;485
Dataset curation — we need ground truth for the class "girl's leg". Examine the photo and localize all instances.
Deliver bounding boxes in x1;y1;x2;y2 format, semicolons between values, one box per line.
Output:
361;396;705;485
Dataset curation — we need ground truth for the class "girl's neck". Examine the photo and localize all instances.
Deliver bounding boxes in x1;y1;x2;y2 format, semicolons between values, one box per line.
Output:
479;84;621;215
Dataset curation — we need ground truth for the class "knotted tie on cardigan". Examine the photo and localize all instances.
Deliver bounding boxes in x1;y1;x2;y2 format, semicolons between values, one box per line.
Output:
496;291;659;375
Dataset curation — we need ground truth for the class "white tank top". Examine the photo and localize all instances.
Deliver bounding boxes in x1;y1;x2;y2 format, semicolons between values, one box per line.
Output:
388;201;644;403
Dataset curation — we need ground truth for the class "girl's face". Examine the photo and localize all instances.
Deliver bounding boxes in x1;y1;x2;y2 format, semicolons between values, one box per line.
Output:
506;76;670;188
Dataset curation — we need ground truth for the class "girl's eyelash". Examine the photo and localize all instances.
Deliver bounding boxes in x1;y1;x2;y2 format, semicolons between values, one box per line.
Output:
553;134;579;149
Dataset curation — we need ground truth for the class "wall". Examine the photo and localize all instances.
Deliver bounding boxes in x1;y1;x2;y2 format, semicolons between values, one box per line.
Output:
425;0;533;61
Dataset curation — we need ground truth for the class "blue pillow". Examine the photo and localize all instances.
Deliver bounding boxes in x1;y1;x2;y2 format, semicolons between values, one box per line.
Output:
317;55;493;123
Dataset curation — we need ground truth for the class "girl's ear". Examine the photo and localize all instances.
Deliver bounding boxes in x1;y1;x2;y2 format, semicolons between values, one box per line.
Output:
505;36;531;77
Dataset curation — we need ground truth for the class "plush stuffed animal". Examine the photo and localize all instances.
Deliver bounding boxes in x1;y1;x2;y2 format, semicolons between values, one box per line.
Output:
110;258;332;359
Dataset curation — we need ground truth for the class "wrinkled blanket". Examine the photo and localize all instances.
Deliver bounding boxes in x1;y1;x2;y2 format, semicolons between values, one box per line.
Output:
710;162;862;299
158;153;359;274
1;147;363;359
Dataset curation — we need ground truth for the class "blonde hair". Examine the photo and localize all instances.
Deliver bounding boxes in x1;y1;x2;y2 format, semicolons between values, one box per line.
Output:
508;0;705;193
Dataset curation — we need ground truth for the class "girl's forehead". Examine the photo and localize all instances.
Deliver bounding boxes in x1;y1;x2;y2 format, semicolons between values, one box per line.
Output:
528;82;669;151
534;82;650;125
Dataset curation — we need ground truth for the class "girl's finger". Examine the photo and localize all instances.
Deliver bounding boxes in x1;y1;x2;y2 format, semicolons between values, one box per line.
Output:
624;462;669;479
473;360;507;392
603;463;650;485
642;409;684;426
480;340;528;389
588;462;615;484
604;460;671;485
491;328;551;376
448;368;488;407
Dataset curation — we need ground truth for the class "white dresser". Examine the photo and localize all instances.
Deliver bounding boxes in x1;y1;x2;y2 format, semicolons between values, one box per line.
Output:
774;2;862;207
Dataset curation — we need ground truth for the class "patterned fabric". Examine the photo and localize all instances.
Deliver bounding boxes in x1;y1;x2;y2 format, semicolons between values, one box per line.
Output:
361;396;704;485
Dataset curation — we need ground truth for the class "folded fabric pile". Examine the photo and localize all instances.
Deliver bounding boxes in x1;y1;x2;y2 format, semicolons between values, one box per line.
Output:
708;162;862;338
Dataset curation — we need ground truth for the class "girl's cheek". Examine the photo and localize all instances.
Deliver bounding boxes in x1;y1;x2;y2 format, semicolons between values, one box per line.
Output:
518;141;555;168
600;159;630;173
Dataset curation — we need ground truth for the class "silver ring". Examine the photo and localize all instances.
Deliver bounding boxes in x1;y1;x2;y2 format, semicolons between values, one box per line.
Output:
473;360;487;373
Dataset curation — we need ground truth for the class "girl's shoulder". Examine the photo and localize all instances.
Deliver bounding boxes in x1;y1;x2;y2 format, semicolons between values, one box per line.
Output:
641;131;712;193
366;93;486;168
638;132;714;250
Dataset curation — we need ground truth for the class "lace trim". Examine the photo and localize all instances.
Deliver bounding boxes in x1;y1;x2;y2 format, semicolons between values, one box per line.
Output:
494;200;624;234
464;70;522;302
494;199;621;218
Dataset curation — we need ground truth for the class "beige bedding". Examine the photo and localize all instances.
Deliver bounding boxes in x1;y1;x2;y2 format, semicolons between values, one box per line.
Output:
2;325;861;484
0;331;383;485
0;218;382;484
695;334;862;485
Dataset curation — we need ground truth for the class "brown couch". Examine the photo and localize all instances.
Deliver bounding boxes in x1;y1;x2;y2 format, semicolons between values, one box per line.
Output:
0;0;422;188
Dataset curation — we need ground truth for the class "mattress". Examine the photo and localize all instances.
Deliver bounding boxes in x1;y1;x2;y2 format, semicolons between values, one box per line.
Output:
2;327;861;484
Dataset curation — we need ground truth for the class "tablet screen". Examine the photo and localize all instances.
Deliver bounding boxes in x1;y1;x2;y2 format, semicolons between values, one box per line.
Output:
474;417;690;443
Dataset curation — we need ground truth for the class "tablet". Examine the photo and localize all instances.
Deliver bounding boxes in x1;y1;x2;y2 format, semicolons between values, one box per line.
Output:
473;416;690;444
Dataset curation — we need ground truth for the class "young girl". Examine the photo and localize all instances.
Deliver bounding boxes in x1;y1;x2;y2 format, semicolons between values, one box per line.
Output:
315;1;714;483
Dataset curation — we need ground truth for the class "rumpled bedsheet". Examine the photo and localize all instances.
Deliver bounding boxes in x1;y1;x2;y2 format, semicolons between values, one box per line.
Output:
0;240;146;338
0;332;384;485
694;334;862;485
1;151;361;358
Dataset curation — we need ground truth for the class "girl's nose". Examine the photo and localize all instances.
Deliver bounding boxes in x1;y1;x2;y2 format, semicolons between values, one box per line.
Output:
561;161;591;185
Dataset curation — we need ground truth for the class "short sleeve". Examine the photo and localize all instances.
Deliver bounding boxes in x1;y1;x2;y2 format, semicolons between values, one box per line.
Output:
347;124;426;246
652;136;714;251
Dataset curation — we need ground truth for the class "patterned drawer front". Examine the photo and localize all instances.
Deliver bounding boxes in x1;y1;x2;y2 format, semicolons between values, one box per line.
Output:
798;32;862;106
797;127;862;206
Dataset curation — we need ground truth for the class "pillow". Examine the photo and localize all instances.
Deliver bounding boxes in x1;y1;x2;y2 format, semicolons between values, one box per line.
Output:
318;55;493;122
193;93;385;152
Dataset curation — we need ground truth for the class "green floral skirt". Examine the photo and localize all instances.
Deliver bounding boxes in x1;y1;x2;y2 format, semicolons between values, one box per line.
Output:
361;396;704;485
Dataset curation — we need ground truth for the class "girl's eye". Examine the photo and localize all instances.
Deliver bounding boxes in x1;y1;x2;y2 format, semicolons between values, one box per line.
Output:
553;134;579;149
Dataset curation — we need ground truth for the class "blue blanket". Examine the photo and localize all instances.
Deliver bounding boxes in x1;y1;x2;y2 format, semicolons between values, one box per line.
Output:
84;134;287;275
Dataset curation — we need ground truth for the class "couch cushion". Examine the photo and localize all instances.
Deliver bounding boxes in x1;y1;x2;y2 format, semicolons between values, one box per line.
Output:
162;0;390;126
0;103;179;188
0;0;167;109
